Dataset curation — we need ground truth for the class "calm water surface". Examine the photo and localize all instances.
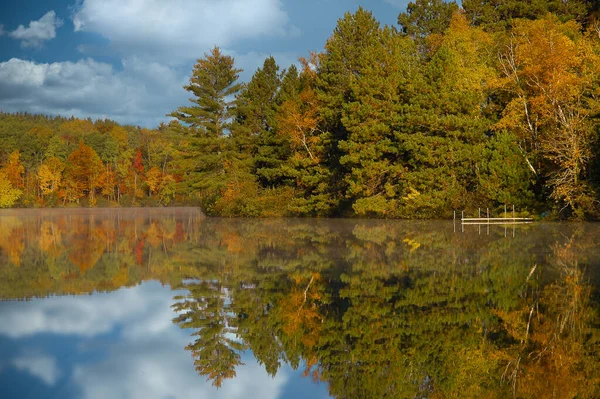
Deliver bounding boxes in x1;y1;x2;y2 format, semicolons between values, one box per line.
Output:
0;208;599;399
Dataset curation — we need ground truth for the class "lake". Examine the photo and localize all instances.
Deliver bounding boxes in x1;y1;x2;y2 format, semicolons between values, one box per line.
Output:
0;208;599;398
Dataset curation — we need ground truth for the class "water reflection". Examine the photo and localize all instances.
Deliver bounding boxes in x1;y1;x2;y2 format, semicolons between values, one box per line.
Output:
0;282;300;399
0;210;599;398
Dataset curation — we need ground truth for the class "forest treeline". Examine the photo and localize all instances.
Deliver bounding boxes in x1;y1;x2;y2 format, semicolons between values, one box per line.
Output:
2;0;600;218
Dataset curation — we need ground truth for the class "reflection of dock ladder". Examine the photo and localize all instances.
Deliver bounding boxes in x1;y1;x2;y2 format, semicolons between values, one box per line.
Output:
454;205;534;225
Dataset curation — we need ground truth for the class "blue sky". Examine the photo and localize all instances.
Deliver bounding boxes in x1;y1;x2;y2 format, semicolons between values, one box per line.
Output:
0;0;411;128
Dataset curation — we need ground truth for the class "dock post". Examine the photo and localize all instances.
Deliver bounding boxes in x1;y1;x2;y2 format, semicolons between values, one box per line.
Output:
478;208;481;218
512;205;515;220
504;204;507;218
453;210;455;220
487;208;489;224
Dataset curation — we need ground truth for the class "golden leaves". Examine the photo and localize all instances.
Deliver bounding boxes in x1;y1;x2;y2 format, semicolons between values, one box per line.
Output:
38;157;65;195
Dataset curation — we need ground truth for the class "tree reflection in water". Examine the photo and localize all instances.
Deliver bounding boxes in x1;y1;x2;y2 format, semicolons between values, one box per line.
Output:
1;211;598;398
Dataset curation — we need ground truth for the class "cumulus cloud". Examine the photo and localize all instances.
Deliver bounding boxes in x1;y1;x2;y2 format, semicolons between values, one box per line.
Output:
9;10;63;48
72;0;298;62
0;57;188;127
12;354;61;386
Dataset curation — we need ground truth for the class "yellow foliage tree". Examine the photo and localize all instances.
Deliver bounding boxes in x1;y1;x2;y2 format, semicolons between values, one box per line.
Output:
0;170;22;208
145;166;162;197
38;157;65;195
277;55;322;163
493;16;600;216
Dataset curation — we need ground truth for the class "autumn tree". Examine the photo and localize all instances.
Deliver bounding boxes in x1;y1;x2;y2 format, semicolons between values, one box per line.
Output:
21;125;53;169
64;141;103;204
0;171;22;208
58;119;97;156
277;55;334;215
2;150;25;189
492;16;600;217
38;157;65;198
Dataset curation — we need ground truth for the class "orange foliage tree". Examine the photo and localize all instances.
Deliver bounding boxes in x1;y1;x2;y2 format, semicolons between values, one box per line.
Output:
63;141;103;204
2;150;25;189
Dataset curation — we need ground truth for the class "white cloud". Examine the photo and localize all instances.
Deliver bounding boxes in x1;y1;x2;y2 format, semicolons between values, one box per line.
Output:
9;10;63;48
0;57;188;127
0;24;5;36
12;354;61;386
72;0;298;63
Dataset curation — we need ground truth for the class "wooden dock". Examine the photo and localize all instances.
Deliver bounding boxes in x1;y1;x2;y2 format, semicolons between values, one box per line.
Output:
461;217;533;225
454;206;534;225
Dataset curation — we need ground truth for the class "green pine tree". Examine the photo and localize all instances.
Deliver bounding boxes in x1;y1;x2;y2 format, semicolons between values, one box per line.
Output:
168;47;244;213
463;0;592;31
396;12;495;217
398;0;459;40
339;27;417;216
316;7;384;214
233;56;292;189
